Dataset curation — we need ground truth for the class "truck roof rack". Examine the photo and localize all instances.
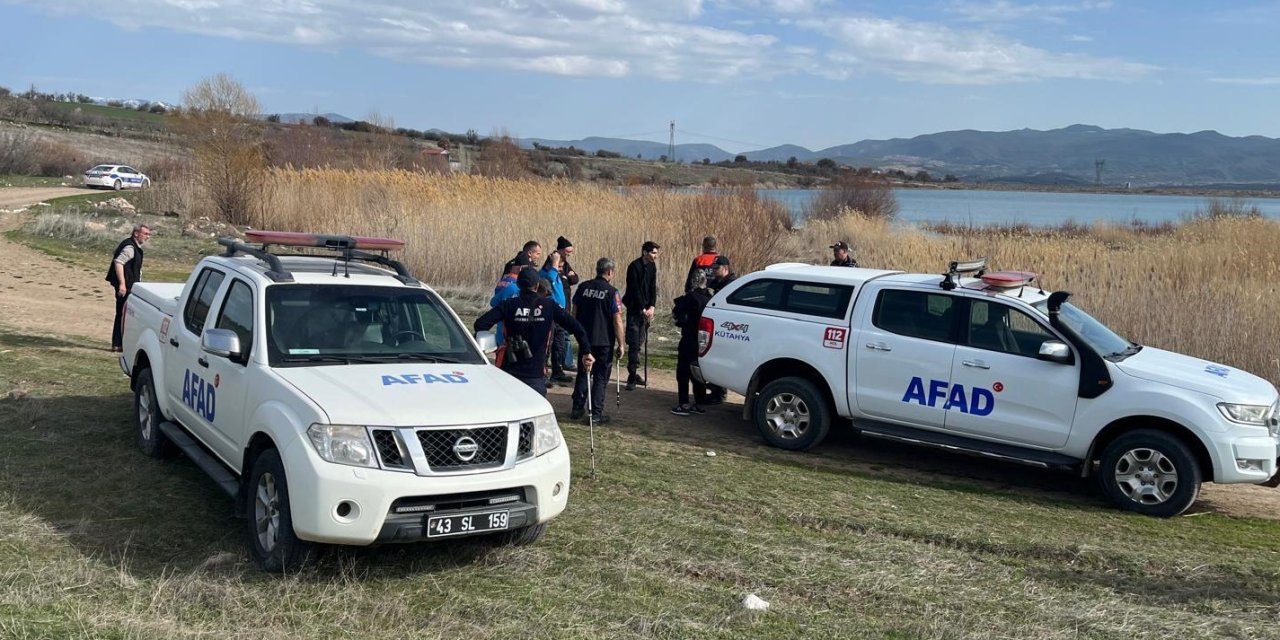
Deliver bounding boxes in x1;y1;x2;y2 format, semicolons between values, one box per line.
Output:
217;232;420;285
940;257;986;291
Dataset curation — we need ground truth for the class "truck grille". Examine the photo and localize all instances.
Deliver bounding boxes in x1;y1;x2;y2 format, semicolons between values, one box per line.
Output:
517;421;534;459
417;426;507;470
371;429;409;470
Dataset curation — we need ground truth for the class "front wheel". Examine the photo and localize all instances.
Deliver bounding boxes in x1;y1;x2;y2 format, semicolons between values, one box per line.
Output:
753;377;831;451
245;448;312;572
134;368;173;458
1097;429;1201;517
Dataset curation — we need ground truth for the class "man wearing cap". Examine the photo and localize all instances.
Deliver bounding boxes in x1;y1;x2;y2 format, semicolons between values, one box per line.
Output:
621;240;660;390
475;266;594;396
684;235;719;293
830;241;858;267
708;255;736;295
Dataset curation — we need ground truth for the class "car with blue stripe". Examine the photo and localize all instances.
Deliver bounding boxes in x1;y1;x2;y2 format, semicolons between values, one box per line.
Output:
83;164;150;190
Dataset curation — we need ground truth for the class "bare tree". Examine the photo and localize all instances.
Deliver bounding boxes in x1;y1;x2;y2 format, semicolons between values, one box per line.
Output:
174;73;267;225
475;129;528;179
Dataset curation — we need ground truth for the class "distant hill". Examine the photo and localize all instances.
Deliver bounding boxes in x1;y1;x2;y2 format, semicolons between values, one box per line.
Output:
273;112;355;125
524;125;1280;185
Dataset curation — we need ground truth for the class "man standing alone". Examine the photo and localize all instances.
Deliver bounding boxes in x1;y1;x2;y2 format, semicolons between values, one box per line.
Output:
107;223;150;352
622;240;659;390
571;258;625;424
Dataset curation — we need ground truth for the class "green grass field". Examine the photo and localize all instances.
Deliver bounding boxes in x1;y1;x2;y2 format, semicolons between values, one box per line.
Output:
47;100;167;124
0;175;71;188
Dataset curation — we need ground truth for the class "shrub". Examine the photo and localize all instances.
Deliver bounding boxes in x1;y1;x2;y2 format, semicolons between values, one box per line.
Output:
1188;197;1263;220
805;175;899;220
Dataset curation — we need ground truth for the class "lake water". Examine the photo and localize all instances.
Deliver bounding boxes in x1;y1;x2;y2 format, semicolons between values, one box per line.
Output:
758;188;1280;226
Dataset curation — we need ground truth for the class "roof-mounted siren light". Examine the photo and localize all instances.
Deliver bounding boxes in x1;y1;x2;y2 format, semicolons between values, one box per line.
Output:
243;230;405;252
941;256;987;290
980;270;1037;291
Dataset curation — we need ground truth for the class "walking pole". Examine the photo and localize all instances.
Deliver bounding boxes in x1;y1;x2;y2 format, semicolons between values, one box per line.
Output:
586;358;597;480
643;317;649;388
615;352;621;409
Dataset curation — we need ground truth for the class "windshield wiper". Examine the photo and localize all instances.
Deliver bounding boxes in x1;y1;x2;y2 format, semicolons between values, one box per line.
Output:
281;355;385;365
1105;344;1143;360
380;353;463;363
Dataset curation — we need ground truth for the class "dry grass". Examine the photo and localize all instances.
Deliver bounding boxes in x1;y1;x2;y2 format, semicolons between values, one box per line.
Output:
808;214;1280;384
252;170;793;301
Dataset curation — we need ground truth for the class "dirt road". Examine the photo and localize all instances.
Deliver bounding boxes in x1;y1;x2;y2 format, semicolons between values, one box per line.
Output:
0;188;115;343
2;185;1277;520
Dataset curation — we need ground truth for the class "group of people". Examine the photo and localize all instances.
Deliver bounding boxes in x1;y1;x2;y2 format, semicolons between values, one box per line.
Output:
105;223;859;423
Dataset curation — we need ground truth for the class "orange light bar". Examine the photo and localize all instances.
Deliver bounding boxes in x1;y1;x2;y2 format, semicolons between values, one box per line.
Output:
980;270;1037;288
244;230;404;252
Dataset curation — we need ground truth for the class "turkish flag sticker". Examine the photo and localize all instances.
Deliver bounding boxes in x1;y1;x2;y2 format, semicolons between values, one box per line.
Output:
993;382;1004;393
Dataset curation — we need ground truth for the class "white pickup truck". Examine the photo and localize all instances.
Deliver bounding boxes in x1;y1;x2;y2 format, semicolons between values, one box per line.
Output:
120;232;570;572
695;259;1280;517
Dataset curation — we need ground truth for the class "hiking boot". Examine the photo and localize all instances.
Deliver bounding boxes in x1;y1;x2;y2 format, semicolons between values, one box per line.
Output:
703;393;725;406
587;414;611;425
550;372;574;384
670;404;693;417
689;404;706;414
625;373;645;390
569;407;584;421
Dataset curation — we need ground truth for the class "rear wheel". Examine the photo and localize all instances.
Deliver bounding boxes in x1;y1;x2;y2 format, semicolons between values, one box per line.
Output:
753;377;831;451
112;179;122;191
1097;429;1201;517
133;368;173;458
245;448;312;572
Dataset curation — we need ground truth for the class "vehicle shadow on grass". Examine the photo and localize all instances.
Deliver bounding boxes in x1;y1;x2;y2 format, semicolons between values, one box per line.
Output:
1028;565;1280;608
546;380;1213;518
0;393;510;580
0;328;95;351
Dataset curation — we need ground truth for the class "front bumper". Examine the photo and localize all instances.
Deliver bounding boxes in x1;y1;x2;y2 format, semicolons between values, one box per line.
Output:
1208;431;1280;484
282;439;571;545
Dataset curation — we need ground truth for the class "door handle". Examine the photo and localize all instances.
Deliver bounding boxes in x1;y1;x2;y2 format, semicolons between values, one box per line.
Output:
962;360;990;370
864;342;891;352
169;338;179;347
197;357;209;368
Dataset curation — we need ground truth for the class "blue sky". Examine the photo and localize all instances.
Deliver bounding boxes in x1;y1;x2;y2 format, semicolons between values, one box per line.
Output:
3;0;1280;152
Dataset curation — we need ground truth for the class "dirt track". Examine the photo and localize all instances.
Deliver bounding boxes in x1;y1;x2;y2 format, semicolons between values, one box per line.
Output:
2;184;1278;520
0;187;86;211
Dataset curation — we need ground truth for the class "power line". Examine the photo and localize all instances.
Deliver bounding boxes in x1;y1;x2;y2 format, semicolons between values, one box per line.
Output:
679;129;774;150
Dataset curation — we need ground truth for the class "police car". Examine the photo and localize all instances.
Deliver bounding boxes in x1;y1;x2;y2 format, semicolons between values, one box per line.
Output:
694;258;1280;517
120;231;570;572
83;164;150;190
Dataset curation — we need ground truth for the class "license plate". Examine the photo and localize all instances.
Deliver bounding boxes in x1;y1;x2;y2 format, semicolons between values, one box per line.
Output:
426;510;509;538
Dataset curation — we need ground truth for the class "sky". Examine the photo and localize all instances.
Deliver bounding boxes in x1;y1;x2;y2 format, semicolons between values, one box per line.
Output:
3;0;1280;152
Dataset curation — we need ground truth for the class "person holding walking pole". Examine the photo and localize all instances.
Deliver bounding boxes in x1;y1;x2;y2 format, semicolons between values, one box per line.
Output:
622;240;660;391
570;257;625;424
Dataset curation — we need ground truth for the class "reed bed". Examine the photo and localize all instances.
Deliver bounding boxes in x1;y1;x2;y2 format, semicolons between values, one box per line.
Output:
257;169;794;303
807;214;1280;383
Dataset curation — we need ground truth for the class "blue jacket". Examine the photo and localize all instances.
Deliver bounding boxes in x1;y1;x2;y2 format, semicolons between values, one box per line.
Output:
490;274;520;343
540;266;566;309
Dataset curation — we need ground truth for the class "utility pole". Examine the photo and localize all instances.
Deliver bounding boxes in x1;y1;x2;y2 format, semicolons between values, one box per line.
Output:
668;120;676;163
1094;158;1105;185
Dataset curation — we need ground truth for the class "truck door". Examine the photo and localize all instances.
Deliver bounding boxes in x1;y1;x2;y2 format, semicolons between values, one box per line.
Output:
165;267;227;453
945;298;1079;448
201;278;256;465
853;288;959;429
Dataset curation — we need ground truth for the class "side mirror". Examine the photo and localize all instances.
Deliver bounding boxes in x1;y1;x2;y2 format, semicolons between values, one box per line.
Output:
475;330;498;356
1038;340;1072;364
202;328;243;360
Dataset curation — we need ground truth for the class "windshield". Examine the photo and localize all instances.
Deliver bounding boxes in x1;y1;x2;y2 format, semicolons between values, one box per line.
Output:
266;284;484;367
1033;300;1135;358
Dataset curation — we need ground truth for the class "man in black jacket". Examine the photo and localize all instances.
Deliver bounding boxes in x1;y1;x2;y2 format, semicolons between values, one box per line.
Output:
570;257;625;423
670;271;713;416
830;240;858;267
621;240;660;390
474;267;594;396
106;224;150;352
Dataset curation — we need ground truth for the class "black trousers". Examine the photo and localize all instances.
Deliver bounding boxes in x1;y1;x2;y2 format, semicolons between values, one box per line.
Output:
571;346;614;416
111;292;128;348
624;311;647;376
676;338;707;406
550;326;568;375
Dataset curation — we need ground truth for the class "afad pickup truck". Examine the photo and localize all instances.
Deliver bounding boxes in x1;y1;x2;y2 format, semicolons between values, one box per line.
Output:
120;231;569;572
695;259;1280;517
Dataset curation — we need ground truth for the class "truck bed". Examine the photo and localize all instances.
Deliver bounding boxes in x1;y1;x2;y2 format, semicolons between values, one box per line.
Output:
132;282;184;317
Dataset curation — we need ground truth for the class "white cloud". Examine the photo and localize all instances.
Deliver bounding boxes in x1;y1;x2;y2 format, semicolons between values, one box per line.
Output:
947;0;1113;23
800;16;1155;84
11;0;1153;85
1209;77;1280;86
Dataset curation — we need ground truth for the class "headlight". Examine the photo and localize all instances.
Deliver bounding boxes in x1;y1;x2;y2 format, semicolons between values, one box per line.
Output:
1217;403;1272;427
307;424;378;468
532;413;562;456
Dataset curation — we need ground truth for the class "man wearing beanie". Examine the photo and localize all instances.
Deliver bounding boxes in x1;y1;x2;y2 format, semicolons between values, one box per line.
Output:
553;236;580;372
475;267;594;396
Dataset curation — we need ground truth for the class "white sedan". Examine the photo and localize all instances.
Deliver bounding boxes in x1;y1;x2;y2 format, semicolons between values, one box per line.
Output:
83;165;150;190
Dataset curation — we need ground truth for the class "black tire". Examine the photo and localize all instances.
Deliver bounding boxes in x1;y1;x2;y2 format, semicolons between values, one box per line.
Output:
133;368;173;458
1097;429;1202;517
498;522;547;546
245;448;313;573
753;377;831;451
140;179;150;190
113;179;122;191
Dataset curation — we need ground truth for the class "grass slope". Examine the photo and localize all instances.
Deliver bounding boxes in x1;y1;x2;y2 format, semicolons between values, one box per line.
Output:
2;327;1280;639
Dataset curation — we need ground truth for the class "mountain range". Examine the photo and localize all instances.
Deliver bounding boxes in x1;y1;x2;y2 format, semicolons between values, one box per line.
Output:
524;125;1280;185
